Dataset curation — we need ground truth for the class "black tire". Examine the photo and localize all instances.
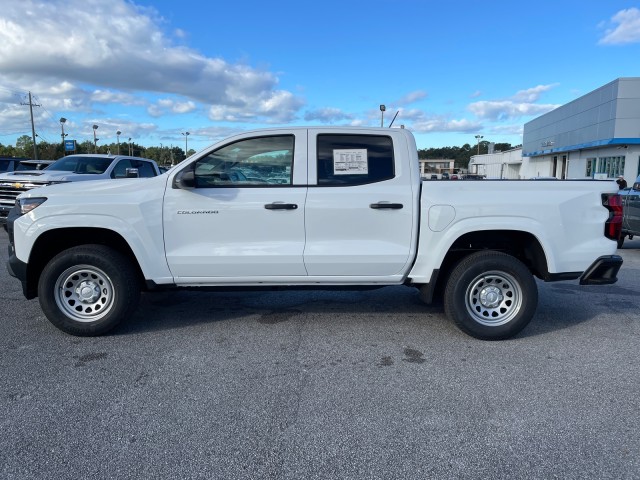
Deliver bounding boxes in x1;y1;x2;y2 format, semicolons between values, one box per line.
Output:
38;245;140;336
444;251;538;340
617;234;625;249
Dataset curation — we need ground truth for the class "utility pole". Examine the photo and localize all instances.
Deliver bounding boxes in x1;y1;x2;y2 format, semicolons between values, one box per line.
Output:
21;91;41;159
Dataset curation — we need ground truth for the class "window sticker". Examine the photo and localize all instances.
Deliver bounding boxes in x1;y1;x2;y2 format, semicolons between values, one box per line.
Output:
333;149;368;175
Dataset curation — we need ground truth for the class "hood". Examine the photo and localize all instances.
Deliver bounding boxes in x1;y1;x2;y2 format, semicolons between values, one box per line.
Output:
19;173;169;198
0;170;104;182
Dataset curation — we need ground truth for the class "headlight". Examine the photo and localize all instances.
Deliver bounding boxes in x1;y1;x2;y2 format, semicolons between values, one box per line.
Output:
17;197;47;215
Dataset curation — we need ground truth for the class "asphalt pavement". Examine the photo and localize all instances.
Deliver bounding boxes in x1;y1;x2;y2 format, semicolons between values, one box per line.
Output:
1;232;639;479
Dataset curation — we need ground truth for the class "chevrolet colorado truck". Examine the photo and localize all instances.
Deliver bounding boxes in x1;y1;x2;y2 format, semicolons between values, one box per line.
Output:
0;153;161;225
5;127;623;340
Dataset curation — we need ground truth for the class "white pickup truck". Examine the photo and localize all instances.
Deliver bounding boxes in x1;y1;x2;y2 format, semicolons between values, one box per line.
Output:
6;127;623;340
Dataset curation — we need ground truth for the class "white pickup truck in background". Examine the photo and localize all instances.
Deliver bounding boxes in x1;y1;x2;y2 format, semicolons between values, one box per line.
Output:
6;127;623;340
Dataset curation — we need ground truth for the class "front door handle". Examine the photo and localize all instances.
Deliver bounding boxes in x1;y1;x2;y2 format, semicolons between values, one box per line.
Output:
370;202;403;210
265;203;298;210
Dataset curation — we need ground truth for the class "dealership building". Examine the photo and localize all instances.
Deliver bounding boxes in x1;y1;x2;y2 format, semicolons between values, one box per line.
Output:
469;77;640;181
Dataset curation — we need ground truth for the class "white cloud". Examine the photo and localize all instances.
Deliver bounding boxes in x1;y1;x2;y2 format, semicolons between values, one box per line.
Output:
147;98;197;117
511;84;557;103
92;90;142;106
304;108;353;123
468;100;559;121
599;8;640;45
395;91;427;105
0;0;303;121
412;117;482;134
208;90;304;123
468;84;560;121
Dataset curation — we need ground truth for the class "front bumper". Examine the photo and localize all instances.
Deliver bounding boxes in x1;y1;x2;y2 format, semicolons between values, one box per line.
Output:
579;255;623;285
5;204;32;298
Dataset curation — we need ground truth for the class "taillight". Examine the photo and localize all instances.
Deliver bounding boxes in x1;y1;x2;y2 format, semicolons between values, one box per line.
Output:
602;193;623;240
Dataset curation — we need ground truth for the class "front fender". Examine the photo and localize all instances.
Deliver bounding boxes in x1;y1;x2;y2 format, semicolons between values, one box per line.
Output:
13;210;173;284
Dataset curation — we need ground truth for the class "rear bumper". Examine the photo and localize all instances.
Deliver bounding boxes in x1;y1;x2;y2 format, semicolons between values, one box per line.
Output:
579;255;623;285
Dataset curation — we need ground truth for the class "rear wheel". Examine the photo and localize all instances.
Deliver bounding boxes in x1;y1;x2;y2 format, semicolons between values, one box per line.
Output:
444;251;538;340
38;245;140;336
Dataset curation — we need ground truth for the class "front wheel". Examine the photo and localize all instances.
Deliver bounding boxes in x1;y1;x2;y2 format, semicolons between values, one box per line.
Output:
38;245;140;336
444;251;538;340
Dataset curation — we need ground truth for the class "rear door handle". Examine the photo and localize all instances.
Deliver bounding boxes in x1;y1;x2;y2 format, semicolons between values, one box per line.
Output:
370;202;403;210
265;203;298;210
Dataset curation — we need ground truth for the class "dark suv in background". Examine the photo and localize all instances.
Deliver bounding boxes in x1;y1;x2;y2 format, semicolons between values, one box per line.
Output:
618;175;640;248
0;158;53;173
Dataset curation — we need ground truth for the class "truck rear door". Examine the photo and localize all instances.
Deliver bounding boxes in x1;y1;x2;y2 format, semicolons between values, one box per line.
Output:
303;129;417;277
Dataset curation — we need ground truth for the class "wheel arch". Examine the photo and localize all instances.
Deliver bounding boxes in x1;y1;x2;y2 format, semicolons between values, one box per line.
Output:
25;227;146;299
419;229;548;304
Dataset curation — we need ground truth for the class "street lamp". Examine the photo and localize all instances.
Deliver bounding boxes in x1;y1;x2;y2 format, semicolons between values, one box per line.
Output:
116;130;121;155
182;131;190;160
92;124;99;153
379;105;386;128
60;117;67;156
475;134;484;155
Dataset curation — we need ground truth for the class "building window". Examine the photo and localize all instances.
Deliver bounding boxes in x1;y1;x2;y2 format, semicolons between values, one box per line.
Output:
586;158;596;177
597;156;625;178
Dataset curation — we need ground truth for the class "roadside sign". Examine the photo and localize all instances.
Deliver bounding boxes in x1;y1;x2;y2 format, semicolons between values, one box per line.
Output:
64;140;76;152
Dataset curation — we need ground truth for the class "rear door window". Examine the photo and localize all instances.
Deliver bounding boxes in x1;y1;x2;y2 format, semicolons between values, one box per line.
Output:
316;134;395;186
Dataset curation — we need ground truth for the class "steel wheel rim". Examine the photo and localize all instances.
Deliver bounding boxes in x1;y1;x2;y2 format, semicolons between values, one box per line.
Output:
464;270;522;327
54;265;115;322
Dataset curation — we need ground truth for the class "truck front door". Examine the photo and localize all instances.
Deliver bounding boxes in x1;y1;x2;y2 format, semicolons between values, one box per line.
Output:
163;132;308;279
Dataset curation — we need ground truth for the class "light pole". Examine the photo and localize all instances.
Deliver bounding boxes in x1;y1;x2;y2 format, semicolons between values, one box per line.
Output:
60;117;67;156
92;124;99;153
182;131;190;160
116;130;121;155
475;134;484;155
379;105;386;128
128;138;132;156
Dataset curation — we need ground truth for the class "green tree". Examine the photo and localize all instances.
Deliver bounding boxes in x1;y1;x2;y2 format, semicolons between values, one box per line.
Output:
37;141;61;160
16;135;34;157
418;141;514;169
0;143;19;157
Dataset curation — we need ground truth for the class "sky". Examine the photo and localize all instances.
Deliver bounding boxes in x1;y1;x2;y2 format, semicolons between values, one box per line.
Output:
0;0;639;154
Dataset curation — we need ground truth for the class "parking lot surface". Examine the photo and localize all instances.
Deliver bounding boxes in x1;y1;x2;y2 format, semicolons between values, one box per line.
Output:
1;233;639;479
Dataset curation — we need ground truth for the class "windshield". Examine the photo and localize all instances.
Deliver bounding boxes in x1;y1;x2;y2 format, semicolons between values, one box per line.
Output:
16;161;51;171
47;156;114;174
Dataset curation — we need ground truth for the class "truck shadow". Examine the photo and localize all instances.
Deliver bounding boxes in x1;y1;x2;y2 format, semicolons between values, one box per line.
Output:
118;286;450;336
519;279;640;338
113;278;639;339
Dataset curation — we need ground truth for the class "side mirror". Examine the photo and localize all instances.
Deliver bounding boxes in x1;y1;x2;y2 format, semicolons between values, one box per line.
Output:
125;168;139;178
173;169;196;189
